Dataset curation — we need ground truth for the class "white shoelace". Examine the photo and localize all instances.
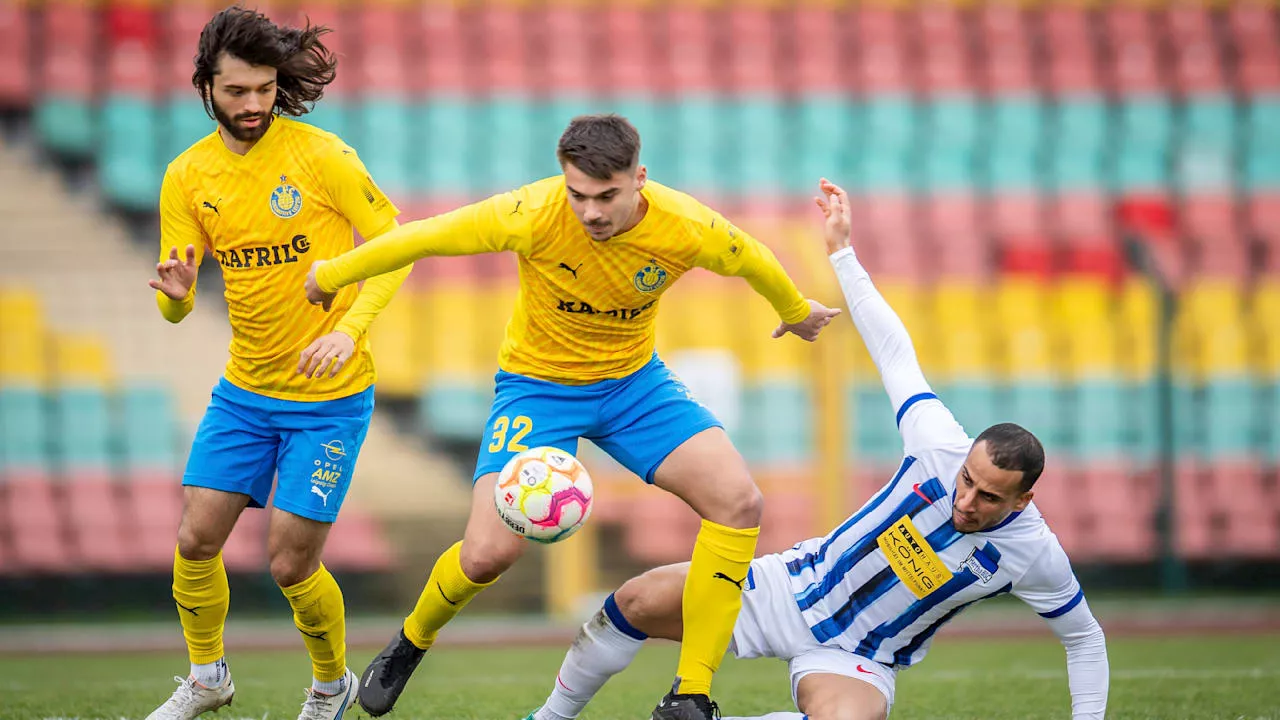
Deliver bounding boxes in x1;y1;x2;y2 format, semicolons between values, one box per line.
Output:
157;676;205;714
298;687;345;720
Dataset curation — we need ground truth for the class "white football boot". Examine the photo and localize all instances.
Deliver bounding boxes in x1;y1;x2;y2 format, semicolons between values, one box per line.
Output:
297;668;358;720
145;674;235;719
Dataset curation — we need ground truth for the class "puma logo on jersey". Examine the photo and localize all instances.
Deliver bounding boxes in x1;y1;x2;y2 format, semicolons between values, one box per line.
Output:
558;262;582;279
202;199;221;215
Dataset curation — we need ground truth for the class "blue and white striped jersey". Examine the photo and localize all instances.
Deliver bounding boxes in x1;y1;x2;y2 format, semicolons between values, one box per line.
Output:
777;393;1084;668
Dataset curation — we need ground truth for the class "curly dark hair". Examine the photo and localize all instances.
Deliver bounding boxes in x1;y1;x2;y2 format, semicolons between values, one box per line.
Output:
192;5;337;119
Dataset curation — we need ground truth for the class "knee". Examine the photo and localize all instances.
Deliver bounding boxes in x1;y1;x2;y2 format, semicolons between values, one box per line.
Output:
176;522;223;561
459;533;524;584
718;482;764;528
269;549;319;588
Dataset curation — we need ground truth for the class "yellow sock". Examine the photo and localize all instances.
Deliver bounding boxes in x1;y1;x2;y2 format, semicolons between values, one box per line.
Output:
173;546;230;665
280;563;347;683
675;519;759;696
403;541;497;650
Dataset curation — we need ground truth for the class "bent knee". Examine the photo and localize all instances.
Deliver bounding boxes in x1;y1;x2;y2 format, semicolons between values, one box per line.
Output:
269;551;320;588
459;534;524;583
176;524;224;561
806;702;887;720
715;482;764;528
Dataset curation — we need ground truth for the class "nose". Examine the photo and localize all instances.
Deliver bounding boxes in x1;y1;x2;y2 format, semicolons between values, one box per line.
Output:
954;489;974;515
583;204;604;223
244;94;264;114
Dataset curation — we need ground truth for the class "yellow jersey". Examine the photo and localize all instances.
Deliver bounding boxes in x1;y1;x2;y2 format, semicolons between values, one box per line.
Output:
317;177;811;384
158;117;404;401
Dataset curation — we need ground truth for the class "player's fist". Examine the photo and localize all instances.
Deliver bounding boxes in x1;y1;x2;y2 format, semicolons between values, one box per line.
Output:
298;330;355;379
305;261;337;311
772;299;842;342
148;244;198;300
815;178;852;255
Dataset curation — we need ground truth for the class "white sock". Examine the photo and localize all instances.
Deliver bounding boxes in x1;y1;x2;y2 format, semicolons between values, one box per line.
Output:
191;657;228;688
312;671;348;696
533;593;647;720
723;714;806;720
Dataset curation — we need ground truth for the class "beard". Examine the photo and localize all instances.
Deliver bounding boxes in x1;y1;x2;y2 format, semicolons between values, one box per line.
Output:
212;97;272;143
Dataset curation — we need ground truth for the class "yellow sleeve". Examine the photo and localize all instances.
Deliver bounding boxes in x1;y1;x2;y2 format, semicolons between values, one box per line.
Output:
156;165;205;323
318;142;401;239
694;210;810;325
334;217;412;340
316;189;533;293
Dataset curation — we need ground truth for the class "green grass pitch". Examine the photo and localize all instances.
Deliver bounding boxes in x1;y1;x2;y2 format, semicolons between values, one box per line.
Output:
3;633;1278;719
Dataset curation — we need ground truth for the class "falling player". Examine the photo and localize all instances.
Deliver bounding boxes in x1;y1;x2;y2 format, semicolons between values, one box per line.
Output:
519;180;1110;720
305;114;841;719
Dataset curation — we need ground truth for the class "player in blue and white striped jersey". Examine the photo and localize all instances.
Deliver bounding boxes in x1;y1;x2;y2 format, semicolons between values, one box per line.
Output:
520;180;1109;720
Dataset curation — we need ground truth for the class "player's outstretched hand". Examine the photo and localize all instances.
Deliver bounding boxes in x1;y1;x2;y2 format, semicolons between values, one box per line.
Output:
815;177;852;255
772;298;841;342
148;244;198;300
298;330;355;379
305;261;337;311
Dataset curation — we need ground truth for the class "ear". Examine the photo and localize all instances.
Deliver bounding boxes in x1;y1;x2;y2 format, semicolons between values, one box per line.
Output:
1013;490;1034;512
635;164;647;189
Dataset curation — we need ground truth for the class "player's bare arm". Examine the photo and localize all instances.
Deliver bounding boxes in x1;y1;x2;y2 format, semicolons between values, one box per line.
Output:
149;244;199;306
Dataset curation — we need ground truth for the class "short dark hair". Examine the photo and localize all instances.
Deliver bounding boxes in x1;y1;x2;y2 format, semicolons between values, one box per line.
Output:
193;6;338;119
556;114;642;180
975;423;1045;492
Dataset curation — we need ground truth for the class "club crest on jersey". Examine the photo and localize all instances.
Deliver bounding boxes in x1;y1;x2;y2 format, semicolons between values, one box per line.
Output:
957;545;998;584
269;174;303;219
633;262;668;293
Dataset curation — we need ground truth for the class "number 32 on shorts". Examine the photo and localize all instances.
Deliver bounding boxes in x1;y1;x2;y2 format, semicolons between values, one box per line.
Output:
488;415;533;453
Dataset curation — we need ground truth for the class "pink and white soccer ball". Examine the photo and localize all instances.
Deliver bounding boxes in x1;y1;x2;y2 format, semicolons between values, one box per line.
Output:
493;446;594;543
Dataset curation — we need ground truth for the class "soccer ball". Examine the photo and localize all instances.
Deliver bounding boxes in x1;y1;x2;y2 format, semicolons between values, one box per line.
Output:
493;446;594;544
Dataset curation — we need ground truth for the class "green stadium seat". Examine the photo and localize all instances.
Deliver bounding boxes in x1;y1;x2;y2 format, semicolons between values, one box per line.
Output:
1267;379;1280;466
119;384;180;474
0;386;49;476
484;96;538;192
1200;376;1259;460
1183;96;1237;144
937;381;998;438
52;386;113;474
1055;98;1109;152
411;97;475;195
100;96;162;212
1005;381;1066;455
534;97;599;178
1111;148;1169;193
34;96;96;161
1245;96;1280;152
1072;379;1127;461
1048;150;1105;191
741;380;811;466
860;148;913;193
668;96;721;192
790;95;859;195
164;98;213;166
1117;98;1174;152
352;98;411;196
728;96;785;194
848;381;899;467
1243;148;1280;190
301;98;347;140
864;96;917;154
418;383;492;443
930;96;981;151
1123;379;1159;465
919;148;976;192
984;149;1039;191
988;97;1045;150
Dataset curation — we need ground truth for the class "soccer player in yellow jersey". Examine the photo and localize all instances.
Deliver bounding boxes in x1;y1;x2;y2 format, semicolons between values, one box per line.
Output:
305;114;842;720
145;8;408;720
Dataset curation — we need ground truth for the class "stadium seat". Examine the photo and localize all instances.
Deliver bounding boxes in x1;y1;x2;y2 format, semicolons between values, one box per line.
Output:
757;485;817;556
936;381;998;438
351;98;411;197
324;509;394;572
789;95;858;195
741;380;811;467
848;380;899;469
100;96;163;212
4;474;73;573
35;3;97;160
164;97;214;167
411;97;476;196
0;2;32;110
121;473;183;572
64;476;134;572
625;491;699;565
0;386;50;478
52;386;114;476
666;96;720;193
726;96;785;195
222;505;268;573
791;7;843;94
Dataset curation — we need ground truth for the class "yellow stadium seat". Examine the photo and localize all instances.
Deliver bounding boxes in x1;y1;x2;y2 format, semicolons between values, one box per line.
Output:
930;283;994;379
1198;322;1251;377
742;291;805;379
475;282;517;371
880;283;935;376
52;333;113;386
1054;277;1112;329
1117;279;1157;381
0;287;48;386
367;289;419;397
417;283;483;383
996;278;1048;328
1252;281;1280;377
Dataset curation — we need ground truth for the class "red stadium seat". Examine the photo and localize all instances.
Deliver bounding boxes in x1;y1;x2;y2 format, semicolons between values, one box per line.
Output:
222;507;267;573
1046;49;1103;95
976;3;1027;48
1180;195;1243;248
984;45;1036;94
758;489;816;556
791;7;844;93
604;7;660;94
65;475;135;572
355;6;408;95
1053;193;1113;240
625;492;699;566
1064;244;1126;283
165;5;213;93
1101;7;1165;93
324;510;393;571
411;4;470;95
538;6;594;94
475;5;529;93
123;473;184;572
300;6;350;96
0;3;32;109
854;7;912;93
661;7;716;94
1237;52;1280;94
4;474;74;574
1173;41;1228;94
1226;1;1280;52
39;3;96;99
726;7;779;93
1247;193;1280;247
989;194;1045;241
1041;5;1092;51
925;194;989;278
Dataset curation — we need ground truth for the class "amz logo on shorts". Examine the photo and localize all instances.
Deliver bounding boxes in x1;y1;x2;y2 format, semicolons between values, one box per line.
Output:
311;439;347;485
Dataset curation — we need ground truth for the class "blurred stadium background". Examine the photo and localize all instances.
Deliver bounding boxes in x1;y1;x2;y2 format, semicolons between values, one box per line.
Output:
1;0;1279;668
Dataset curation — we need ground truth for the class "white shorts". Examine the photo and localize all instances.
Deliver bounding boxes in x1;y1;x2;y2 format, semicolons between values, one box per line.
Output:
731;554;897;713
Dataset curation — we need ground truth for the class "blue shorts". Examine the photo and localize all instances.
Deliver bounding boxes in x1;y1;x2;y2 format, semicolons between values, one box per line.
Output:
183;378;375;522
474;354;723;484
